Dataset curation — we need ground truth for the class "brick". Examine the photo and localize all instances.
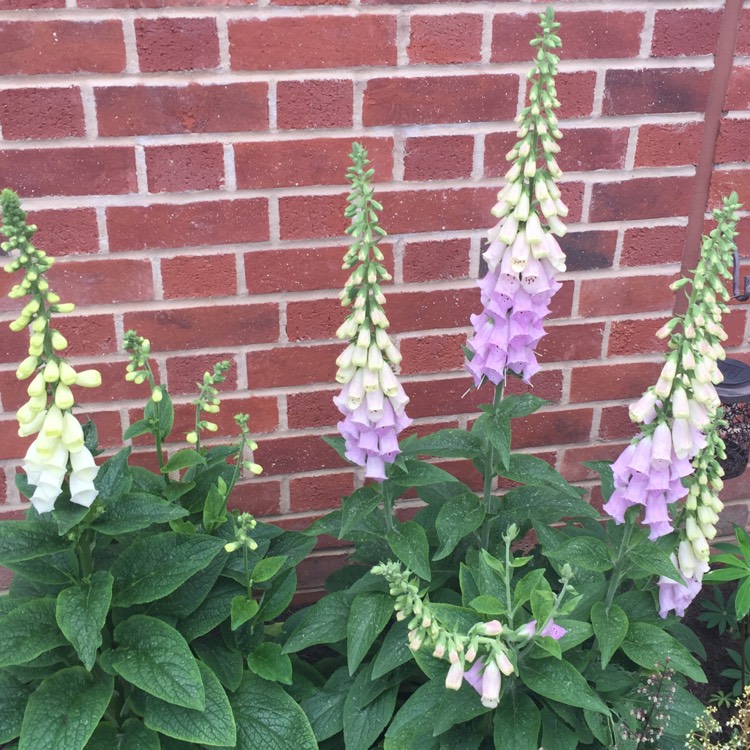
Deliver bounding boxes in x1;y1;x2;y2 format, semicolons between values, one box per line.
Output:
272;0;347;5
635;123;703;168
107;199;268;252
402;238;471;283
287;389;339;429
135;18;219;73
161;253;236;299
124;304;278;351
554;72;597;119
0;87;84;140
727;67;750;110
20;208;99;256
404;136;474;181
235;137;393;190
560;443;629;483
578;274;677;317
0;420;34;460
559;231;617;272
165;353;238;396
46;258;153;305
169;395;277;438
0;148;136;198
608;317;670;357
536;322;604;363
603;68;711;116
79;0;257;6
229;16;396;70
227;480;281;517
589;176;694;222
363;75;517;126
570;361;662;404
290;473;355;513
513;408;593;450
621;225;685;267
550;280;574;319
399;333;466;375
246;344;339;388
145;144;225;193
96;83;267;137
0;21;125;74
652;9;720;57
491;11;642;63
254;433;348;475
599;405;636;440
3;0;64;7
716;119;750;164
277;80;353;130
408;14;482;64
709;169;750;209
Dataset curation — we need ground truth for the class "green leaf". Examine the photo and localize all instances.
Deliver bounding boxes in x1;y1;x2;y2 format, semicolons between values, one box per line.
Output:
469;595;505;616
112;615;205;709
493;691;541;750
500;486;598;524
93;491;189;536
56;571;113;670
230;595;260;630
388;459;460;488
0;598;67;668
387;521;431;581
178;578;244;642
628;543;683;583
162;449;206;473
52;494;92;535
257;569;297;622
344;668;398;750
124;418;153;440
486;414;512;470
545;537;613;572
301;667;353;742
371;619;413;679
5;549;79;585
347;592;394;674
496;393;549;419
193;639;244;692
144;661;234;746
223;672;316;750
737;576;750;620
590;602;628;669
0;520;70;565
0;673;28;744
340;486;382;538
19;668;113;750
407;429;482;459
143;388;174;441
322;434;348;462
541;708;579;750
582;460;614;502
522;658;609;715
252;555;287;583
283;591;352;653
621;622;706;682
95;447;133;500
85;720;160;750
513;569;546;610
501;454;581;498
433;493;485;561
111;531;225;607
247;642;292;685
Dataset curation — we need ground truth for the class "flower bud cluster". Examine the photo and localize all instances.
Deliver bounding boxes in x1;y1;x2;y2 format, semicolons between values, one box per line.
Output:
224;512;259;553
2;189;101;513
604;193;740;618
466;8;567;388
234;413;263;476
334;144;411;481
185;360;231;447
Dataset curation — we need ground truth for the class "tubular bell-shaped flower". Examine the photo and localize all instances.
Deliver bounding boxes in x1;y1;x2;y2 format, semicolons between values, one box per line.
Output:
1;189;101;513
603;193;740;618
466;7;567;388
334;144;411;481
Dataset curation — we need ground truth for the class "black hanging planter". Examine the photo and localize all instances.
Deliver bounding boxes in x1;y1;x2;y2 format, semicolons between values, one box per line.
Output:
716;358;750;479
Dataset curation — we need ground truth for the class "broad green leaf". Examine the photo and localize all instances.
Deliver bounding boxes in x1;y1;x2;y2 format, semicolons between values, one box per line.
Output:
500;485;598;524
144;388;174;441
493;691;541;750
628;543;682;583
257;569;297;622
340;486;382;538
130;466;167;494
0;673;27;744
371;619;413;679
193;639;244;692
144;661;235;746
93;492;189;536
230;596;260;630
283;591;352;653
252;555;287;583
407;429;482;459
344;667;398;750
222;672;316;750
501;454;581;498
94;447;132;500
737;576;750;619
162;449;206;473
387;521;431;581
541;709;579;750
52;494;91;535
111;532;225;607
347;592;394;674
85;720;160;750
469;595;505;616
433;494;485;561
545;537;613;572
581;460;614;502
0;520;70;565
19;668;113;750
112;615;205;709
522;658;609;715
513;569;547;609
247;642;292;685
0;599;66;668
56;571;113;670
496;393;549;419
123;418;152;440
178;578;244;642
388;459;460;488
590;602;628;669
621;622;706;682
5;549;79;586
301;667;353;742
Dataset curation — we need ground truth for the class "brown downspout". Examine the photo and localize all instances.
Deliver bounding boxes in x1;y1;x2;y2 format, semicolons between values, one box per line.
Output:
675;0;744;316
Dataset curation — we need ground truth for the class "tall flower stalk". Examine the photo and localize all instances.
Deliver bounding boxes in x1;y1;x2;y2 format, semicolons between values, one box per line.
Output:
604;193;740;618
466;7;567;389
334;143;411;481
2;189;101;513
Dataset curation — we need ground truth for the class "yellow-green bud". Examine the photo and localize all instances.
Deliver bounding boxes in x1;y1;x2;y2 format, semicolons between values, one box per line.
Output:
54;383;75;410
75;369;102;388
43;360;60;383
15;355;38;380
54;303;75;314
204;421;218;432
27;371;46;397
30;317;46;333
151;387;163;403
50;330;67;351
186;431;198;444
9;316;30;332
59;362;78;386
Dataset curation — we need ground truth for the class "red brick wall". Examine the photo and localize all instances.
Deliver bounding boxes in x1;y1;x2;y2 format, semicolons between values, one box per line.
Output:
1;1;749;590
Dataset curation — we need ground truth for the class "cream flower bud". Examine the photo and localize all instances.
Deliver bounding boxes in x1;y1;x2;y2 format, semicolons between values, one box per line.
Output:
54;383;75;410
352;345;368;368
362;367;379;392
385;345;402;365
479;620;503;636
367;344;383;371
62;411;85;453
58;362;78;386
498;215;519;246
335;365;356;384
445;661;464;691
379;365;399;397
671;386;690;419
18;410;46;437
369;307;388;327
50;331;67;351
186;431;198;444
546;214;567;237
513;191;530;221
55;303;75;313
480;661;502;709
75;369;102;388
524;212;544;246
496;651;514;676
523;159;537;178
375;327;391;350
42;405;64;438
336;317;358;340
27;371;46;397
151;387;163;403
16;355;38;380
692;535;710;561
16;401;39;425
43;360;60;383
347;369;365;409
534;177;550;201
336;344;356;369
356;327;371;348
685;516;701;542
629;391;658;424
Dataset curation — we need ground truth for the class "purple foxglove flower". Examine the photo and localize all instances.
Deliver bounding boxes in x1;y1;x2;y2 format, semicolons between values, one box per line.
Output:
463;659;485;692
657;550;709;618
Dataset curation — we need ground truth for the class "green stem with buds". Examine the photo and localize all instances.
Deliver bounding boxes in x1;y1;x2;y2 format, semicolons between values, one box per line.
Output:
481;379;505;550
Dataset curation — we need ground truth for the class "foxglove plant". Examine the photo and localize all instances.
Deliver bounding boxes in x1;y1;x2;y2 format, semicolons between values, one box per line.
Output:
2;189;102;513
466;7;567;388
334;143;411;481
603;193;740;618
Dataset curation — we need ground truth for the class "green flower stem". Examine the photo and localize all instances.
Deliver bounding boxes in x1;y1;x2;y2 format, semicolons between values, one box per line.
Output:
504;533;514;628
243;543;252;600
77;529;94;579
382;484;395;532
604;515;636;611
481;379;505;549
224;431;248;503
